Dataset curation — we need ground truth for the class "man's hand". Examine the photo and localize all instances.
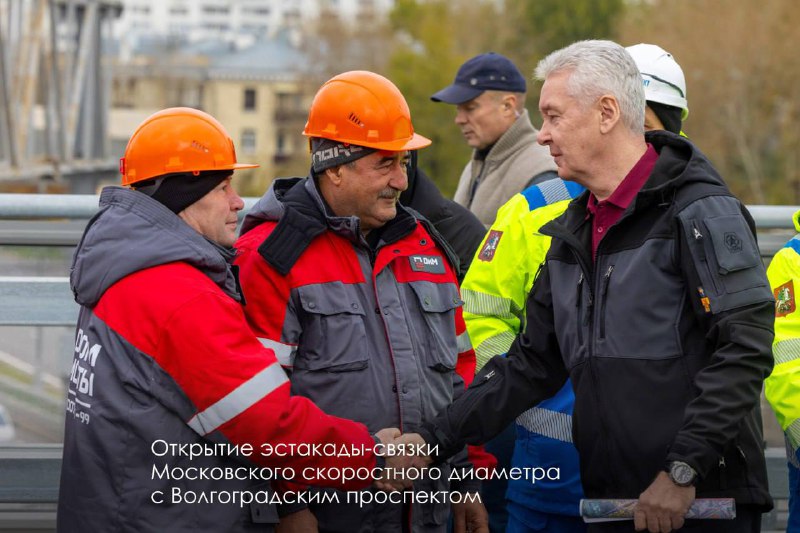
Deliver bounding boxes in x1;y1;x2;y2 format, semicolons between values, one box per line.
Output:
373;428;415;492
375;427;402;447
634;471;695;532
452;498;489;533
275;508;317;533
372;429;439;491
396;432;433;469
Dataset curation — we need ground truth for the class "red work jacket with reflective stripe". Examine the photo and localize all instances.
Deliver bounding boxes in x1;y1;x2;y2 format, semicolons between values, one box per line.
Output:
58;188;379;532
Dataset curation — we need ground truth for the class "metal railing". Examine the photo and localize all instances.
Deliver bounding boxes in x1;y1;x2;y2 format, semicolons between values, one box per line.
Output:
0;193;263;246
0;192;796;245
0;193;795;531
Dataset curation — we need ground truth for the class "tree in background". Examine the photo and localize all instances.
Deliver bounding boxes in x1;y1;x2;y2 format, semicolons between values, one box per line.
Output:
618;0;800;204
386;0;501;196
300;3;393;82
502;0;624;68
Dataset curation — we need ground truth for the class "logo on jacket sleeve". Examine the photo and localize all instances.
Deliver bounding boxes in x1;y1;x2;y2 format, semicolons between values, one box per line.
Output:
724;232;743;253
775;280;796;317
478;230;503;262
410;255;446;274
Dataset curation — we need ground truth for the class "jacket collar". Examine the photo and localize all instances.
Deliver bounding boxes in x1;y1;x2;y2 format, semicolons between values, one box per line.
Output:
475;109;538;166
543;131;728;239
71;187;242;306
253;175;418;275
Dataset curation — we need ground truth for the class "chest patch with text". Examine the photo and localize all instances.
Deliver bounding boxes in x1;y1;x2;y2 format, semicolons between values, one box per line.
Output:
409;255;446;274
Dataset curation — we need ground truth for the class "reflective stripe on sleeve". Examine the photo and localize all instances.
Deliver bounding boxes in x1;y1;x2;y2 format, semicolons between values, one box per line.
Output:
774;337;800;366
187;363;288;436
516;406;573;443
474;331;517;370
789;419;800;453
258;337;297;367
461;288;518;320
538;179;573;204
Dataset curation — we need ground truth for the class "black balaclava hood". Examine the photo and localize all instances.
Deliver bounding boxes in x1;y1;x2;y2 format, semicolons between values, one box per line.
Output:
134;170;232;214
648;101;682;135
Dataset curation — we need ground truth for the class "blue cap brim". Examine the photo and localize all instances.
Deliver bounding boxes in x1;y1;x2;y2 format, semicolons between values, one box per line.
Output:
430;84;484;104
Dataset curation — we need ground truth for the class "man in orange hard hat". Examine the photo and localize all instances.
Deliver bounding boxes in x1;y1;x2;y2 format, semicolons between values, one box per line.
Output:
235;72;494;533
58;107;407;532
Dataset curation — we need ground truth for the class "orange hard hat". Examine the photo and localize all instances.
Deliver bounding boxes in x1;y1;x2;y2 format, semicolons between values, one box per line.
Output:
303;71;431;152
120;107;258;186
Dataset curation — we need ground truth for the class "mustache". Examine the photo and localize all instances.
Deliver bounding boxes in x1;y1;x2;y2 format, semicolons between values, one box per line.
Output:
378;189;399;200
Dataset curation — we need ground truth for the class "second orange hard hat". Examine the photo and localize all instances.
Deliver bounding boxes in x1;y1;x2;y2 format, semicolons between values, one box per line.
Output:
303;71;431;152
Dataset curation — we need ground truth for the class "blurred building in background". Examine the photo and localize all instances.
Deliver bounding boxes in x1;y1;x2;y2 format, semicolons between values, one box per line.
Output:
113;0;394;46
109;32;313;195
0;0;394;195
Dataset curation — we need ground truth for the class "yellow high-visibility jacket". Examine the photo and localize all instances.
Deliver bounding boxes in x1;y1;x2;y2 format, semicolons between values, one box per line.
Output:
460;178;585;515
462;179;585;370
766;209;800;458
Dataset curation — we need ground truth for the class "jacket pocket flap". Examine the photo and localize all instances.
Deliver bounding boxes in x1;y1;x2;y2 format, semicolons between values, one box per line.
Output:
297;282;367;315
408;280;462;313
704;215;760;274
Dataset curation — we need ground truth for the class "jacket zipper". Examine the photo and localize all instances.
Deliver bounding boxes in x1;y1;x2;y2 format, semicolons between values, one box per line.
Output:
719;456;727;488
544;197;680;493
585;291;593;335
542;223;623;487
576;273;584;345
540;222;595;357
736;445;747;461
736;445;749;485
599;265;614;339
691;220;718;294
542;218;619;486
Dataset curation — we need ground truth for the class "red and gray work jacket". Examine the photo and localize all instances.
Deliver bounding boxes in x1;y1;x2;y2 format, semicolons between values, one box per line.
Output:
236;177;495;532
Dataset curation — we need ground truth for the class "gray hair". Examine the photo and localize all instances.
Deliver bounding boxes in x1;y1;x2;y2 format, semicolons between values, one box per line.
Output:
534;40;645;134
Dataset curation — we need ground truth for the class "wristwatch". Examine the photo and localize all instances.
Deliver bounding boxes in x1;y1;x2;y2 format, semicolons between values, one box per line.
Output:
666;460;697;487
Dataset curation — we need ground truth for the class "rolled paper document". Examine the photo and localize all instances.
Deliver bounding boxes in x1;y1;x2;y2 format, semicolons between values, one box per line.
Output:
580;498;736;522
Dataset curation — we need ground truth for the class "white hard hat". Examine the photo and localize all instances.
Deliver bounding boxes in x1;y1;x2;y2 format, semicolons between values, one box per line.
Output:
626;43;689;120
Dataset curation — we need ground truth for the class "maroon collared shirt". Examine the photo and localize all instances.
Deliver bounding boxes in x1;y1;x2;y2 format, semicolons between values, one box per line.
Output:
586;144;658;260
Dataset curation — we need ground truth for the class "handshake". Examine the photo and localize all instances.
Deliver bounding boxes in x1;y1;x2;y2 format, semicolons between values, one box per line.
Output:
372;428;433;492
369;428;490;533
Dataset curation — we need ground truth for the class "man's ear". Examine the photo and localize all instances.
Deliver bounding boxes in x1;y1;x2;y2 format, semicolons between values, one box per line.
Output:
502;94;517;114
324;166;342;186
598;95;621;134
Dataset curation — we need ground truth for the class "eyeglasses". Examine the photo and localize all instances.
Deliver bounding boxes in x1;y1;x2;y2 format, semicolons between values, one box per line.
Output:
642;72;685;99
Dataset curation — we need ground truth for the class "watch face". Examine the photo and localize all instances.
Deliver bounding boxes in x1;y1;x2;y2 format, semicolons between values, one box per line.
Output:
670;462;695;485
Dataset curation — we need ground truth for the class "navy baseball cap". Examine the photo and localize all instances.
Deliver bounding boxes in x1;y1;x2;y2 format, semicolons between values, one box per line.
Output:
431;52;527;104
